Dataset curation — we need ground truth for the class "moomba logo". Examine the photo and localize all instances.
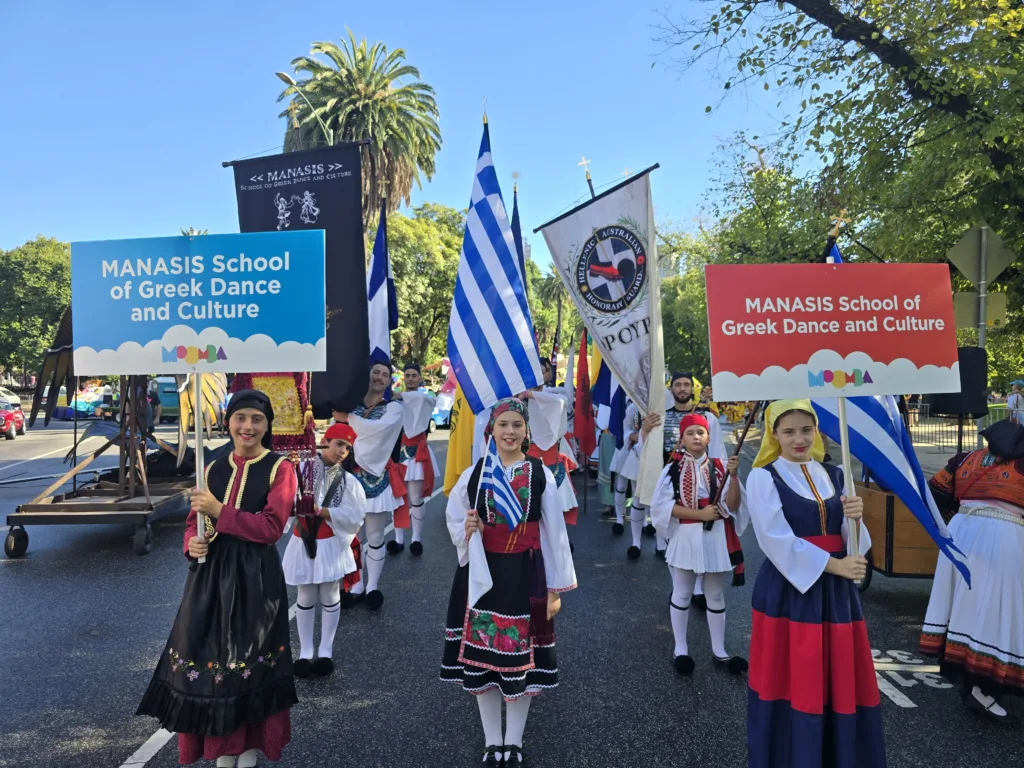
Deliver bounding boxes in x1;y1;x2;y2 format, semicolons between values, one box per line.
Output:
162;345;228;365
808;369;873;388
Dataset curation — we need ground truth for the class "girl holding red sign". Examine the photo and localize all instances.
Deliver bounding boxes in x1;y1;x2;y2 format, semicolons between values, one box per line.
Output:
745;400;886;767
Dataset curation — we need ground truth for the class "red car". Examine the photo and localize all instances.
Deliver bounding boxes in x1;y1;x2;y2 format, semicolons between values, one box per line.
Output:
0;398;25;440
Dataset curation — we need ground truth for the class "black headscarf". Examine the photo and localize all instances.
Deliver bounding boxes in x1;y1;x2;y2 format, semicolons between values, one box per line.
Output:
980;420;1024;460
225;389;275;449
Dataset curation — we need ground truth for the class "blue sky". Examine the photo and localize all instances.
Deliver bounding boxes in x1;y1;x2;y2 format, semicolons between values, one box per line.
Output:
0;1;792;266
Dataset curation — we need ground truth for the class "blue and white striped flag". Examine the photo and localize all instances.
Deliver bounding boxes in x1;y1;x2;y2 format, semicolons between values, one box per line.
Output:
482;437;524;530
367;198;398;365
448;123;542;414
812;395;971;585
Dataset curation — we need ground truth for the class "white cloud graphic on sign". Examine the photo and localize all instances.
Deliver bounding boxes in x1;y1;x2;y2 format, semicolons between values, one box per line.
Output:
74;325;326;376
711;348;960;402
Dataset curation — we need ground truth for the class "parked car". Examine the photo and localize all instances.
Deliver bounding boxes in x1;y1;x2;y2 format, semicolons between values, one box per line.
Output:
431;391;454;430
0;387;23;410
0;398;26;439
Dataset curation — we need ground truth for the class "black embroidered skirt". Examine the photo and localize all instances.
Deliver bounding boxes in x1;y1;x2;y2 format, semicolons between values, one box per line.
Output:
136;534;298;737
440;548;558;701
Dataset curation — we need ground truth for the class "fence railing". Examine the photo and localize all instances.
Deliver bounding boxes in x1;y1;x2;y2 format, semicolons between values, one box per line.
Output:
908;403;1022;452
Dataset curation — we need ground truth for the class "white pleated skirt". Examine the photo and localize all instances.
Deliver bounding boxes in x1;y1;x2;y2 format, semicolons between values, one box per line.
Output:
554;474;578;513
922;509;1024;687
403;448;439;482
664;519;732;574
282;532;357;586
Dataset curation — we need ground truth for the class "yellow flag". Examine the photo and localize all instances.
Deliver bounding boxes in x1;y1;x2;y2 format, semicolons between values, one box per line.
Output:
591;341;603;382
443;384;475;496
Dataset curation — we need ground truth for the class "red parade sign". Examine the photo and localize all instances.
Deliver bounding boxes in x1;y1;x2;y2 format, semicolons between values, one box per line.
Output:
704;263;960;401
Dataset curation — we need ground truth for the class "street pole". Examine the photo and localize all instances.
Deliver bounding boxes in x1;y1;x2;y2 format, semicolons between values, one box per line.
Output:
977;226;989;448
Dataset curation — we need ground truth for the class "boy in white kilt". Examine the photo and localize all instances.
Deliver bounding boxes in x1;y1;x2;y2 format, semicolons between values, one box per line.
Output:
283;422;366;678
651;412;749;676
388;363;440;556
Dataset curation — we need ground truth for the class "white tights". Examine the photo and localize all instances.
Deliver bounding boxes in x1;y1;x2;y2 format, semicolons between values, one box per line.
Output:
407;479;425;544
363;512;389;593
474;689;533;752
615;475;647;547
295;581;342;660
668;568;730;658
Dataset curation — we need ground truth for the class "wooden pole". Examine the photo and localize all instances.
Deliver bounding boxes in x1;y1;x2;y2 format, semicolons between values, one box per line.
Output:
194;373;207;564
837;396;861;581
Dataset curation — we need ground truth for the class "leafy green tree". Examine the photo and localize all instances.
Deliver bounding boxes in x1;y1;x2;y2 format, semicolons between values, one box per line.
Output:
278;30;442;231
0;237;71;383
368;204;463;366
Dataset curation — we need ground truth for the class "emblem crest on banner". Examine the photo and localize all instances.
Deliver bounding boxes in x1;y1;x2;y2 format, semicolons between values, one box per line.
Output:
574;224;648;315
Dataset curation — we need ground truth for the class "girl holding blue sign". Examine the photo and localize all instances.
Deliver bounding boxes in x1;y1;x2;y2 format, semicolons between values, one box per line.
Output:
136;390;297;767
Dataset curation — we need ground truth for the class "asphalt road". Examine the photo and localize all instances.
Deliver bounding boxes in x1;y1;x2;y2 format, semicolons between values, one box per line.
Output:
0;420;1020;767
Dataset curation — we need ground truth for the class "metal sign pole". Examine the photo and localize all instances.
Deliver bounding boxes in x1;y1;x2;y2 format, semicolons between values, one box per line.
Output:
977;226;989;448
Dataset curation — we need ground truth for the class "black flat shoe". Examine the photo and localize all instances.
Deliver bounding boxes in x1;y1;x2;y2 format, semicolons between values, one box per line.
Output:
339;591;355;610
626;545;641;560
966;691;1020;724
386;540;404;555
311;657;335;677
714;655;748;675
655;549;666;560
611;522;624;537
504;745;524;765
482;745;503;765
365;590;384;610
294;658;314;679
410;541;423;556
674;655;695;676
690;593;708;611
643;523;656;538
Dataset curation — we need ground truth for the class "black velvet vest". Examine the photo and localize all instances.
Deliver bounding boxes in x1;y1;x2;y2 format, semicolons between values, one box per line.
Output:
205;450;288;514
467;455;547;524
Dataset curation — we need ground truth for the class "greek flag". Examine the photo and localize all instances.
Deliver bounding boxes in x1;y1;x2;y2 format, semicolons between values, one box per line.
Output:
482;437;524;530
828;242;844;263
448;123;542;414
812;395;971;585
367;198;398;365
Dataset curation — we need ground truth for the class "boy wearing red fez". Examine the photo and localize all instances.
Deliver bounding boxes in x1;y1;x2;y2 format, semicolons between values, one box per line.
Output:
281;422;366;679
650;412;749;676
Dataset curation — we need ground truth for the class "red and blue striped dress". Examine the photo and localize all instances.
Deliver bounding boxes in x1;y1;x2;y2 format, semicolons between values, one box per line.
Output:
746;458;886;768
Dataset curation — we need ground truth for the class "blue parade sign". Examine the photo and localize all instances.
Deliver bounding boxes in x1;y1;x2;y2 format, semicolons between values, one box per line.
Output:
71;230;326;375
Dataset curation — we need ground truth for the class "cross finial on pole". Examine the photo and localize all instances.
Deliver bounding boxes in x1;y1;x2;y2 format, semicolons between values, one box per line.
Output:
829;208;851;238
578;156;592;174
511;170;520;194
622;167;631;178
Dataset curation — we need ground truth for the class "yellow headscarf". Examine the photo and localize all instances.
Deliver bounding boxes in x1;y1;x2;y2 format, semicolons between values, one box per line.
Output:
752;399;826;468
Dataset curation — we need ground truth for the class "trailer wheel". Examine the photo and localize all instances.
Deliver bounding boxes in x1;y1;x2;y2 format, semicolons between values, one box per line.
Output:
857;549;874;593
133;523;153;556
4;527;28;559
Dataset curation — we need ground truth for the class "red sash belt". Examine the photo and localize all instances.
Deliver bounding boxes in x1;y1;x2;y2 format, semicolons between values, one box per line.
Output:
679;498;713;525
387;459;410;529
802;534;844;552
293;517;335;540
527;443;578;473
482;520;540;554
402;432;435;497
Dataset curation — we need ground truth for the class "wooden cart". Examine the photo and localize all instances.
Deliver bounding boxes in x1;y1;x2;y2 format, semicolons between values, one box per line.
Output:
856;480;939;592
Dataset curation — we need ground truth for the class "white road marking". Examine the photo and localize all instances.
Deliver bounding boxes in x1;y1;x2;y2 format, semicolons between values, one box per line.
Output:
117;729;174;767
874;662;940;673
0;435;104;478
126;483;446;765
876;672;917;708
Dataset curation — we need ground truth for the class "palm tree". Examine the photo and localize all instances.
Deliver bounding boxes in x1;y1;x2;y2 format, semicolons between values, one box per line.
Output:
277;30;441;230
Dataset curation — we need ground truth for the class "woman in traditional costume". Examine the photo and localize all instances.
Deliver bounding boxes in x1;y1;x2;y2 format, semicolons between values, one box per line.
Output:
920;420;1024;723
441;398;577;766
137;390;298;767
745;400;886;768
651;412;748;676
282;422;366;679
